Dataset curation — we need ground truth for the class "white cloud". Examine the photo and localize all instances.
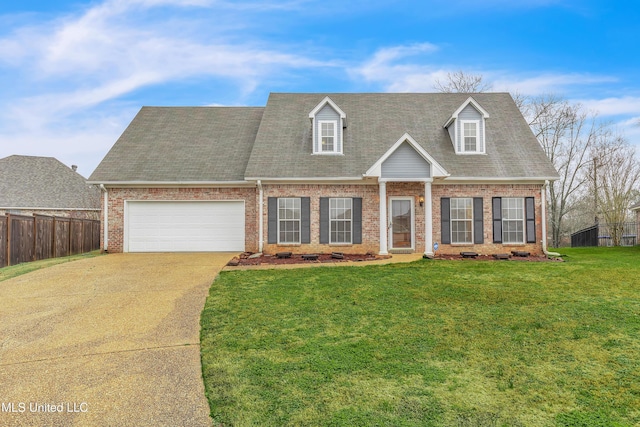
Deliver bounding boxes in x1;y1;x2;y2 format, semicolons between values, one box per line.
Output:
492;73;618;96
0;0;332;172
351;43;447;92
573;96;640;117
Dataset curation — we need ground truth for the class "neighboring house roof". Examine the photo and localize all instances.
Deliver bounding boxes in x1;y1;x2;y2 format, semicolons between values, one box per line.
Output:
89;93;559;183
90;107;264;183
631;201;640;211
0;155;100;210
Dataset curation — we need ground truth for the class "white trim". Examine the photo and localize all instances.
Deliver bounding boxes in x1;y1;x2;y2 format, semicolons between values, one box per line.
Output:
443;96;490;128
308;96;347;119
329;197;353;244
378;177;433;183
89;180;254;187
246;177;368;183
389;197;415;251
316;120;340;154
379;181;388;255
501;197;526;244
439;177;557;184
100;184;108;251
364;133;449;179
450;197;474;244
460;120;483;154
277;197;302;245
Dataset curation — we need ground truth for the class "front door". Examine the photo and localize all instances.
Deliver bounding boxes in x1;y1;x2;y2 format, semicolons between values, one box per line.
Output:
389;198;414;250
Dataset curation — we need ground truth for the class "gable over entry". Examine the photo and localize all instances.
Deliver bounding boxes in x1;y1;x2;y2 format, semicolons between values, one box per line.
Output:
364;134;449;256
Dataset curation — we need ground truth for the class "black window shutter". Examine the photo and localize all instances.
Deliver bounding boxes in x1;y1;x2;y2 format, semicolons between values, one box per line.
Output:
319;197;329;244
492;197;502;243
352;198;362;244
301;197;311;244
525;197;536;243
441;198;451;244
473;197;484;244
268;197;278;244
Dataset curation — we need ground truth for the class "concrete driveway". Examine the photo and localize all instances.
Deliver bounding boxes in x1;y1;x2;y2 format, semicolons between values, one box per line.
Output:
0;253;234;427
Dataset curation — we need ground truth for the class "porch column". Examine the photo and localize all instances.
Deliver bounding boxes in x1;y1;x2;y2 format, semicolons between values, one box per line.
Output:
424;180;433;256
379;180;388;255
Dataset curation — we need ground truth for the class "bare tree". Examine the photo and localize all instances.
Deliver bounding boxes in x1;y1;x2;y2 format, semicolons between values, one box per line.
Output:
433;70;492;93
591;134;640;245
524;95;599;247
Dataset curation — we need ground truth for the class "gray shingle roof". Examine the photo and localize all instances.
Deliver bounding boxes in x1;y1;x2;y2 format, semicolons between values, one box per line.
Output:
631;201;640;210
89;107;264;182
245;93;559;180
0;155;100;209
90;93;558;183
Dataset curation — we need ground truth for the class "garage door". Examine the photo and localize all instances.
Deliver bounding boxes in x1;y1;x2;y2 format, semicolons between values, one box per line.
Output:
125;201;245;252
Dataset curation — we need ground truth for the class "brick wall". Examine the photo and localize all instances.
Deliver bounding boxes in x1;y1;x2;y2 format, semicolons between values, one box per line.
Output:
103;187;258;253
262;184;380;255
431;183;545;255
263;182;545;256
103;182;546;255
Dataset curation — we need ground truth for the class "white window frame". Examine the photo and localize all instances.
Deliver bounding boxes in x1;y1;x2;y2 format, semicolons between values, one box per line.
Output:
277;198;301;244
450;198;473;244
460;120;480;153
329;198;353;244
317;120;339;154
502;198;525;244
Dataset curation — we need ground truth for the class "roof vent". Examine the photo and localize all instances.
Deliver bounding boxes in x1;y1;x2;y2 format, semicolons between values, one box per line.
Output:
71;165;78;172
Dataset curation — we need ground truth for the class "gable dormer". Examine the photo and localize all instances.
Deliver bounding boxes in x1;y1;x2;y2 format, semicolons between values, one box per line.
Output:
309;96;346;155
443;97;490;155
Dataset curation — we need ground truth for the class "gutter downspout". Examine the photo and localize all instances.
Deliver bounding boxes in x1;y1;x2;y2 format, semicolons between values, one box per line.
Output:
99;184;109;252
257;180;263;253
541;180;560;258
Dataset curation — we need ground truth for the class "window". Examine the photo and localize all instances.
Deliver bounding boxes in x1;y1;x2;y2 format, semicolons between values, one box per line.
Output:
461;121;479;152
319;120;337;153
330;198;352;244
451;198;473;244
502;198;524;243
278;198;301;244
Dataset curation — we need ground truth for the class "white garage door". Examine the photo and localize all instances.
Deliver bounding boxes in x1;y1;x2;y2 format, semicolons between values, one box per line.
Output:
126;201;245;252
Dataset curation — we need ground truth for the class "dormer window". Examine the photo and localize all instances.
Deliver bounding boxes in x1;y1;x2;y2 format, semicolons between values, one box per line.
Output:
443;97;489;155
462;120;479;152
309;96;346;155
319;120;337;152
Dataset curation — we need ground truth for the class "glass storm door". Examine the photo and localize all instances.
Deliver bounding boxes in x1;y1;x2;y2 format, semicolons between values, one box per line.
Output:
390;198;413;249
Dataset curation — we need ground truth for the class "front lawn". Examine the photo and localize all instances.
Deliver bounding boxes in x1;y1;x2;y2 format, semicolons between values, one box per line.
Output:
200;247;640;426
0;250;101;282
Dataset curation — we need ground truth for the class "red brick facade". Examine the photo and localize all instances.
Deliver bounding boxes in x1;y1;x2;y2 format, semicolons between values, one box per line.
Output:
103;183;546;255
102;187;258;253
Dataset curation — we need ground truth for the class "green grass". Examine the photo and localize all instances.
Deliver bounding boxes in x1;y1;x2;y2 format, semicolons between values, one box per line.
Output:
200;246;640;426
0;250;101;282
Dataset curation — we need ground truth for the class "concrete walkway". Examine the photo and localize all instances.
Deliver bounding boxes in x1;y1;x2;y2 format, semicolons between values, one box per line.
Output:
0;253;234;427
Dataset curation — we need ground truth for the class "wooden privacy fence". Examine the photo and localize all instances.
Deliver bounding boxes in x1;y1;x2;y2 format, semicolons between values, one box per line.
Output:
0;214;100;267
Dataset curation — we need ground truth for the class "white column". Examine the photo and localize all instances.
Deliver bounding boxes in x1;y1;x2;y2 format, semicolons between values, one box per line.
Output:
379;180;388;255
424;180;433;256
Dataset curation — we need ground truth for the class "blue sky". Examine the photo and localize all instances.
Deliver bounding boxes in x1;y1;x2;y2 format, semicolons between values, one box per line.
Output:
1;0;639;176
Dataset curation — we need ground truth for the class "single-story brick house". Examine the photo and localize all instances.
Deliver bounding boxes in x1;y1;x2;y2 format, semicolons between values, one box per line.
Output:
0;155;101;220
88;93;559;256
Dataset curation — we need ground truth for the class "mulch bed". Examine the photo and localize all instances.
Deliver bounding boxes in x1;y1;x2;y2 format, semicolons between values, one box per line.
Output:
228;252;383;266
227;252;562;266
434;253;563;262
